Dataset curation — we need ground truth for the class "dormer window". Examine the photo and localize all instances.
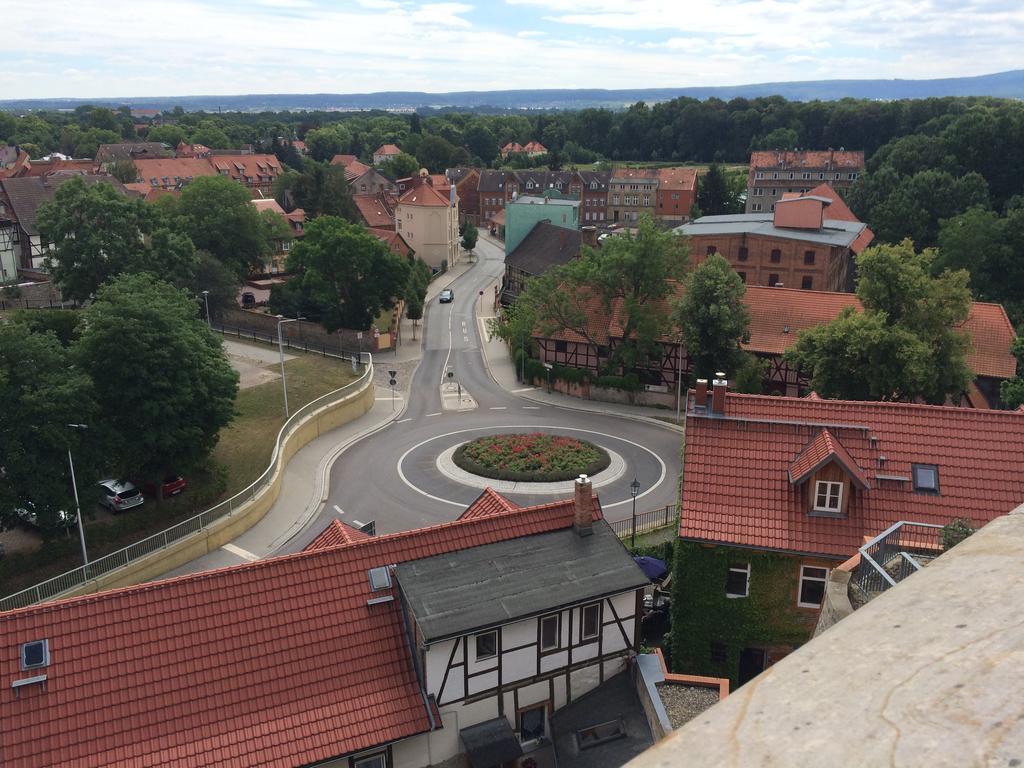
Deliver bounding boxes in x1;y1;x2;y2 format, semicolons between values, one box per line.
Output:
912;464;940;494
814;481;843;513
21;639;49;670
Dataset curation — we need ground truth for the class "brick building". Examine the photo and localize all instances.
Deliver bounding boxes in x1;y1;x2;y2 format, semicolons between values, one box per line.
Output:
746;150;865;213
446;167;480;225
655;167;698;221
675;187;873;292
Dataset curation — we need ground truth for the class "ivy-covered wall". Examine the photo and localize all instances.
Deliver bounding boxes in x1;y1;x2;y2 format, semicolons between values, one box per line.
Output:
670;540;835;686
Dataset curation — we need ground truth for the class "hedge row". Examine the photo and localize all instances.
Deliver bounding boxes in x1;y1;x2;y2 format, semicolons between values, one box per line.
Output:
514;351;642;392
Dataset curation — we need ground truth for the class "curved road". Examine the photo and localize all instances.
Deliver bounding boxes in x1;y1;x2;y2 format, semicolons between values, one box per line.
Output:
284;235;682;551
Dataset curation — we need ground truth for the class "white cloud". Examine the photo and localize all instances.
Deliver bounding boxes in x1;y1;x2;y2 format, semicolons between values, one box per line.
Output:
0;0;1021;98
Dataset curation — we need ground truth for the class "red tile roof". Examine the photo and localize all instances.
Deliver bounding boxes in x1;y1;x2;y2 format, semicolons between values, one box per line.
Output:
459;488;522;520
748;150;865;185
397;181;450;207
374;144;401;157
656;167;698;191
788;428;869;489
0;495;598;768
353;192;396;228
209;154;281;187
330;154;371;180
369;228;412;257
132;157;218;187
681;393;1024;557
304;519;372;550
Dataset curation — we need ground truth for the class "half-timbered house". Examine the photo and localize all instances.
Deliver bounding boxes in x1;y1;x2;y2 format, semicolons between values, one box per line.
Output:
0;480;649;768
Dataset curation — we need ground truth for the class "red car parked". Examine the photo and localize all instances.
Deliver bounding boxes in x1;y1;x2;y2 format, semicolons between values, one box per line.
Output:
143;475;187;498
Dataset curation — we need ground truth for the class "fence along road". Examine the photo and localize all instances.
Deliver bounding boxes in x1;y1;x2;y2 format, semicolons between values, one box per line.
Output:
0;353;374;612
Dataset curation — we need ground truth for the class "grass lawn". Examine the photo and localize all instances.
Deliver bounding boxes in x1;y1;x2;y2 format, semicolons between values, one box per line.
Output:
0;347;360;598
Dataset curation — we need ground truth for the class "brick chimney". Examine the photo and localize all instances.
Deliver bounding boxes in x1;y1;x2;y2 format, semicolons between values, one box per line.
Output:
711;373;728;416
695;378;708;410
574;475;593;537
581;226;597;248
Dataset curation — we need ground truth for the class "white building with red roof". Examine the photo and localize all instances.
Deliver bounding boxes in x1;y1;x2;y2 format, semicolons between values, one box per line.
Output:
372;144;403;166
394;170;460;271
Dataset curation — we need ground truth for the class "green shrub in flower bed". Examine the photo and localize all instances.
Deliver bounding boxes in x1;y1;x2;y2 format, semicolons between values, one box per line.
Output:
454;432;611;482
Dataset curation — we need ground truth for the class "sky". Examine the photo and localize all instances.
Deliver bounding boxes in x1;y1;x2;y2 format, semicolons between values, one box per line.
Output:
1;0;1022;99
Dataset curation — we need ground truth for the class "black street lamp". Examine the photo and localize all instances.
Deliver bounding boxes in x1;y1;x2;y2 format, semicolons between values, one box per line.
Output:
630;477;642;548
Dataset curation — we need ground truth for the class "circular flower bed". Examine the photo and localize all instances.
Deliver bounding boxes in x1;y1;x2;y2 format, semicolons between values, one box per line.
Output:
453;432;610;483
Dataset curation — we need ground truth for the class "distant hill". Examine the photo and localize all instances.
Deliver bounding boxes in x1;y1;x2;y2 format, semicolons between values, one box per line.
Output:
3;70;1022;113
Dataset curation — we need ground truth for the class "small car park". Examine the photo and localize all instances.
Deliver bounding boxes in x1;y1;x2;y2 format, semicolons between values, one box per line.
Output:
97;480;145;512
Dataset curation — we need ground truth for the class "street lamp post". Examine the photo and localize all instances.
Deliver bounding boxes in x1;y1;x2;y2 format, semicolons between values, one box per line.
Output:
66;423;89;568
276;315;305;418
630;477;642;548
201;290;211;327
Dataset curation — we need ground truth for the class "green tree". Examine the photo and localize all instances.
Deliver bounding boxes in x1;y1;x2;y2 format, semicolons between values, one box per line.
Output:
405;258;430;340
500;215;688;374
1000;338;1024;410
785;241;973;403
460;221;478;256
381;152;420;179
416;134;455;173
188;250;241;322
172;175;268;277
697;163;739;216
304;125;352;162
756;127;798;150
108;159;139;183
463;122;498;165
190;122;232;149
0;323;102;537
284;217;410;332
74;273;238;496
673;253;754;384
146;124;187;147
38;177;197;302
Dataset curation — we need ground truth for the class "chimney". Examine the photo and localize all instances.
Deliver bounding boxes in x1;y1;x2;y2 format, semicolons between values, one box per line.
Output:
581;225;597;248
711;373;728;416
573;475;593;537
695;378;708;410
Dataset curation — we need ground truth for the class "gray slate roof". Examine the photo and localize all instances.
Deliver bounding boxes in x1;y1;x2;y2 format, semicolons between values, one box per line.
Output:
674;213;866;248
396;521;648;643
505;220;581;276
95;142;172;163
477;169;507;192
512;195;580;208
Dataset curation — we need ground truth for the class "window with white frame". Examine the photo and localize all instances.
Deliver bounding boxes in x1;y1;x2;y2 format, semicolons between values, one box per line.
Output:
21;639;49;670
352;751;387;768
752;203;762;212
475;630;498;660
540;614;560;651
798;566;829;608
725;563;750;598
814;481;843;513
581;603;600;640
756;171;764;179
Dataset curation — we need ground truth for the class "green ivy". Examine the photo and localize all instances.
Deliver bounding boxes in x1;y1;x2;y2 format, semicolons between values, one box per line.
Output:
670;541;815;686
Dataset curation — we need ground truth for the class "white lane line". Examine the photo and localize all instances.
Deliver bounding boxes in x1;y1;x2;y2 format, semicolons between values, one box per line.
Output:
396;417;413;423
221;543;259;562
396;425;668;510
375;396;405;401
440;301;455;385
426;412;442;417
511;387;536;393
522;406;542;410
489;406;507;410
333;505;344;515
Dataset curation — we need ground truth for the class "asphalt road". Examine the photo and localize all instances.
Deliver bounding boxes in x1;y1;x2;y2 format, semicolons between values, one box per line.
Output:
283;236;683;551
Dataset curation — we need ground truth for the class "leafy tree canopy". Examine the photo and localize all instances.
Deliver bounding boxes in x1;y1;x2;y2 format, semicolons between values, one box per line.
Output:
74;273;238;489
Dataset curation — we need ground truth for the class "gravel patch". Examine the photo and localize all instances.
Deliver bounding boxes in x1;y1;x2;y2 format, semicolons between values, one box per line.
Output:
656;683;720;729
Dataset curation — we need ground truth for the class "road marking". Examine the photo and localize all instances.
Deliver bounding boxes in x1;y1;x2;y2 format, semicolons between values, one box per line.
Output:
489;406;507;410
396;425;668;510
222;543;259;562
333;504;344;515
396;417;413;423
522;406;542;410
375;396;404;401
426;412;442;417
511;387;536;393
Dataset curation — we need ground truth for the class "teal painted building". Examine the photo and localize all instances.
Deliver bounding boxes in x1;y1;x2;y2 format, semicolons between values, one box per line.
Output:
504;194;581;255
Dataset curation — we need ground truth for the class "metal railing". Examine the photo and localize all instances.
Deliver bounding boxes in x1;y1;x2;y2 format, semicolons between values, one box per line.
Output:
609;505;678;541
853;520;944;598
213;323;370;363
0;297;76;310
1;357;374;612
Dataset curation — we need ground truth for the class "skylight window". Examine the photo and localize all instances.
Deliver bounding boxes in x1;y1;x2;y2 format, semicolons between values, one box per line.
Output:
21;639;49;670
912;464;940;493
368;566;391;591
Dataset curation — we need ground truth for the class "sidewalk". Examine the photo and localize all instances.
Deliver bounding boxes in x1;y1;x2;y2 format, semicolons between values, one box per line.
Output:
158;253;483;579
475;274;685;432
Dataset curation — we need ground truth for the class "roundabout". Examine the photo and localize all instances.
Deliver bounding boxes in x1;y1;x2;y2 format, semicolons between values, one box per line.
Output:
453;432;611;482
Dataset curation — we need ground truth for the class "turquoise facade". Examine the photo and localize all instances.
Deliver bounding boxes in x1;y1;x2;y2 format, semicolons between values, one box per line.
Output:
504;194;581;255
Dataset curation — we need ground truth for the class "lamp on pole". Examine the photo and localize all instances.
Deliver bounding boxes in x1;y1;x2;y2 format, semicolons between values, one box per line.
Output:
630;477;641;548
276;315;305;418
201;290;211;327
66;423;89;568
